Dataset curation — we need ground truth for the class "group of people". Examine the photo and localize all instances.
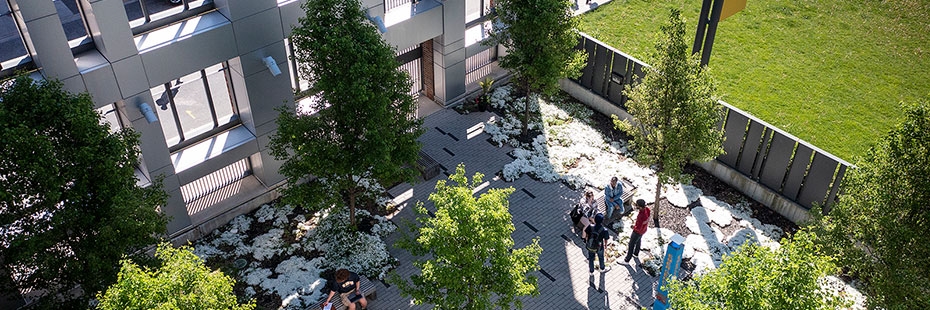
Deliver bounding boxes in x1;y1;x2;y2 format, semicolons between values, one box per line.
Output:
572;176;652;274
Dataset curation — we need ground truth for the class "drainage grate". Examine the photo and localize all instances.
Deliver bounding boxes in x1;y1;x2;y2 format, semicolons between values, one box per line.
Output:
521;188;536;199
522;221;538;233
539;269;556;282
447;132;460;141
435;127;447;135
442;148;455;156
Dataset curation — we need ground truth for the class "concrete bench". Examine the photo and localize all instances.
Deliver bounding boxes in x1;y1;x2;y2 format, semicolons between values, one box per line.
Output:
312;276;378;310
416;150;441;180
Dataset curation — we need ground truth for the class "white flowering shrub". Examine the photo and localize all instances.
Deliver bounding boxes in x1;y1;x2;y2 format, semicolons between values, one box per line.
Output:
305;208;397;279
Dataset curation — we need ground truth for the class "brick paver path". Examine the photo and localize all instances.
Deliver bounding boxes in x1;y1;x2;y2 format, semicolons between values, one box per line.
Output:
370;109;657;309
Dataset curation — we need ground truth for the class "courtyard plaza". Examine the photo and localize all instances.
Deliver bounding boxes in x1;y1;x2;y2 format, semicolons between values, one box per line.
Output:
378;108;656;309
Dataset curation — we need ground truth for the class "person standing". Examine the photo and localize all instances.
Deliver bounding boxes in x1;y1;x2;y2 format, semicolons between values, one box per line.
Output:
585;213;609;274
604;176;624;219
624;199;650;265
323;269;368;310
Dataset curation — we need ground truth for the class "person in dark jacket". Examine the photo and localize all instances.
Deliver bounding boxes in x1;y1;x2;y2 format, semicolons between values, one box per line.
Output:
323;269;368;310
585;213;610;274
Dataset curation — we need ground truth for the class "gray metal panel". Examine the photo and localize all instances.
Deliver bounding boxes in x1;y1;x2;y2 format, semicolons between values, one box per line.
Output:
278;0;304;37
718;108;747;168
759;131;795;191
751;129;772;179
606;55;626;106
381;1;443;51
82;0;139;61
797;152;839;209
824;164;847;210
738;120;765;176
214;0;277;21
232;8;283;54
591;44;611;96
139;20;238;87
782;144;813;201
580;38;596;88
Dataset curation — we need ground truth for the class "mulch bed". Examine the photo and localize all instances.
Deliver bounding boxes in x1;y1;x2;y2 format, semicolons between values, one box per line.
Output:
577;93;799;237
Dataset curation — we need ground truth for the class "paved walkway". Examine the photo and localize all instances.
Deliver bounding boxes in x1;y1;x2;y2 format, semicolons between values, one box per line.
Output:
371;109;656;309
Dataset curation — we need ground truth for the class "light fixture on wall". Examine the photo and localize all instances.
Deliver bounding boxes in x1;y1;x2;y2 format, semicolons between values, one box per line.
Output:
365;9;387;34
263;56;282;76
138;102;158;123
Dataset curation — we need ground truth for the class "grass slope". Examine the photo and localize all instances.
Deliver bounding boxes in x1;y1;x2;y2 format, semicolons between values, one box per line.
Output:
578;0;929;161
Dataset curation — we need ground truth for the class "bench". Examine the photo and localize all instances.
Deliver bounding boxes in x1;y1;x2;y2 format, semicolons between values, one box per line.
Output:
416;150;441;180
619;177;637;211
312;276;378;310
575;177;639;235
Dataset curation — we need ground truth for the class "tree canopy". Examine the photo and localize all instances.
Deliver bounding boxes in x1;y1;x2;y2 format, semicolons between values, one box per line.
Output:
491;0;587;136
97;243;254;310
666;231;849;309
614;9;724;224
0;76;168;307
391;164;542;309
812;100;930;309
271;0;423;226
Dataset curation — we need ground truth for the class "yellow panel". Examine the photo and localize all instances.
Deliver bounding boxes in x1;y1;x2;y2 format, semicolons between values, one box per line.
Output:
720;0;746;21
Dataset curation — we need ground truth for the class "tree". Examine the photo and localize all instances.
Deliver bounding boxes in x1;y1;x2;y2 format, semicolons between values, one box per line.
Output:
613;9;724;226
811;100;930;309
490;0;587;137
390;164;542;309
271;0;423;227
97;243;254;310
0;76;168;307
666;231;849;309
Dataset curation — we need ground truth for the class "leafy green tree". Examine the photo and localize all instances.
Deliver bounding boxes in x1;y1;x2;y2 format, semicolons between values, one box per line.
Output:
613;9;724;225
391;164;542;309
0;76;168;308
666;231;849;309
490;0;587;137
812;100;930;309
97;243;254;310
271;0;423;226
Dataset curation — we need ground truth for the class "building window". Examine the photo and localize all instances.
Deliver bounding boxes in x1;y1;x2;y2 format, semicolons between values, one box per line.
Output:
465;0;493;24
97;103;125;134
465;48;497;85
54;0;91;47
123;0;214;34
151;61;239;151
0;1;29;69
285;39;327;115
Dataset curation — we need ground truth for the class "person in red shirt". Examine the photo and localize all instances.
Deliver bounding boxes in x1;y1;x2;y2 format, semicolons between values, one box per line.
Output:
624;199;650;264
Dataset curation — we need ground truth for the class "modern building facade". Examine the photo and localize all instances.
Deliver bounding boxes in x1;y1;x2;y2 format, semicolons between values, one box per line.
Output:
0;0;500;241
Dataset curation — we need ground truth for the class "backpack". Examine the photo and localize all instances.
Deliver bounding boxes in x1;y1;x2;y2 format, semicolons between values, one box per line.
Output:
570;204;584;224
585;225;605;252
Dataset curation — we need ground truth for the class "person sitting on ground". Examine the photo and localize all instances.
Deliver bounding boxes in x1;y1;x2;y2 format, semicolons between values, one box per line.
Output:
323;269;368;310
604;176;624;219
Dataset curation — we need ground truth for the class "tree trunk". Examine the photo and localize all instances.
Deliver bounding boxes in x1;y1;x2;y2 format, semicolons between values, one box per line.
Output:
522;94;530;137
654;178;662;228
349;188;357;227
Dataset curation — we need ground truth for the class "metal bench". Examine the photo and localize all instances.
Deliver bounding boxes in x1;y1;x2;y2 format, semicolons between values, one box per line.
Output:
312;276;378;310
619;177;637;211
416;150;441;180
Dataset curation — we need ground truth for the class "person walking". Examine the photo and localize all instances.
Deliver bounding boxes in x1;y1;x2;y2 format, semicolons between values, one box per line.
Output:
585;213;609;274
624;199;650;265
604;176;624;219
323;269;368;310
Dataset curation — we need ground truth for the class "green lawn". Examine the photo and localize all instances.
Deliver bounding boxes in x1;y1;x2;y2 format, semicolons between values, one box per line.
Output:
578;0;930;161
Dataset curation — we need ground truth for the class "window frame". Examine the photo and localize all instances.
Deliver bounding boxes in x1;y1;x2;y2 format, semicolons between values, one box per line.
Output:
127;0;216;35
152;61;242;153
